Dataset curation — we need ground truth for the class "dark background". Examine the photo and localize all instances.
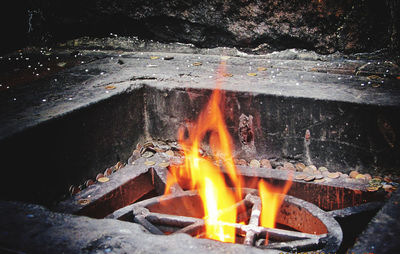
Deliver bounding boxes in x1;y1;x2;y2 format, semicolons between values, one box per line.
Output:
1;0;399;55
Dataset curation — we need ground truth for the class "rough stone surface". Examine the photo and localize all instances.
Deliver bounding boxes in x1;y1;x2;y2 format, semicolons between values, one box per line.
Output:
0;201;276;254
1;44;400;205
349;188;400;253
2;1;400;55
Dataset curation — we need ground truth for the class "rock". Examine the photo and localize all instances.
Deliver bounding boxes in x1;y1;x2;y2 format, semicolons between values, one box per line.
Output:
5;0;400;54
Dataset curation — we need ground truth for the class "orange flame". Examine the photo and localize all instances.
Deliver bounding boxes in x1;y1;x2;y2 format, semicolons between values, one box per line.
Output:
259;177;292;244
165;60;292;244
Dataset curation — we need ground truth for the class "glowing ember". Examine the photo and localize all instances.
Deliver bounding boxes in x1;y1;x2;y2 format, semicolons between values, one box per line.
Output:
165;60;292;244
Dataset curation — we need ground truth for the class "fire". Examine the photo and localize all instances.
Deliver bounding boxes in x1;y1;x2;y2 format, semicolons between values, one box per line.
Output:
165;60;292;244
259;178;293;244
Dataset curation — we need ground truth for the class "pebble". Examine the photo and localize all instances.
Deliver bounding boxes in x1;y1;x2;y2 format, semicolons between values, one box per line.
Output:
260;159;272;169
250;159;261;168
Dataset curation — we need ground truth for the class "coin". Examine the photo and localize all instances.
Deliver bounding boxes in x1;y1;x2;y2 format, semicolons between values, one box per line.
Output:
295;163;306;171
165;150;175;157
193;62;202;66
327;172;340;179
105;85;116;90
283;162;295;171
247;73;257;76
97;177;110;183
366;186;380;192
314;175;324;180
150;56;159;60
304;176;316;182
350;171;359;178
295;174;307;180
318;166;328;172
158;162;170;168
250;159;261;168
77;199;91;205
96;173;104;180
260;159;272;169
308;165;317;171
144;160;156;166
303;166;314;174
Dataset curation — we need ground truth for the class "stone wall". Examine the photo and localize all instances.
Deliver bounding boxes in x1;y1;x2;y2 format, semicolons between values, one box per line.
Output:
2;0;400;54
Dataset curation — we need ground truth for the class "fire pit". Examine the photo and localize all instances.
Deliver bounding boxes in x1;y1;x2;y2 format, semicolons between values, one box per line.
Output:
117;188;342;252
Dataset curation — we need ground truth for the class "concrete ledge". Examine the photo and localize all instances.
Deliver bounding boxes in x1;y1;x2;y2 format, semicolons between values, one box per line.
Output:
0;201;275;254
